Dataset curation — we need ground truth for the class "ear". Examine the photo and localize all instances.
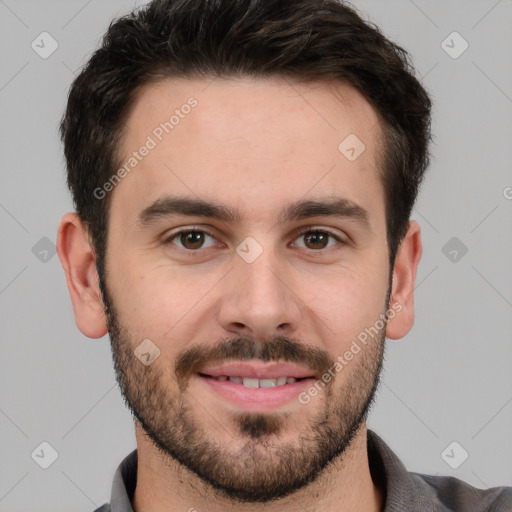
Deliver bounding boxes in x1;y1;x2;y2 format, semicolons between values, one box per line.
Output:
57;212;108;338
385;220;423;340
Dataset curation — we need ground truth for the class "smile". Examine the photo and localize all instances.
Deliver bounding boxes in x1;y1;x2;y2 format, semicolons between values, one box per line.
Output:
199;374;306;388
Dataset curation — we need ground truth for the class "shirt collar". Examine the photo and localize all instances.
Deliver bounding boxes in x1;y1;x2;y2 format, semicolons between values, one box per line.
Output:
367;430;437;512
109;448;137;512
108;429;434;512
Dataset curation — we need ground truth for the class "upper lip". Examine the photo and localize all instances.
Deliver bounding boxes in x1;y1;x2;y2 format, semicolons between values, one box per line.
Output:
198;362;317;380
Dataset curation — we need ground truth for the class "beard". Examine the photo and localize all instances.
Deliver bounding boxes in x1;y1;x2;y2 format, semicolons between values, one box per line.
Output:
102;278;388;504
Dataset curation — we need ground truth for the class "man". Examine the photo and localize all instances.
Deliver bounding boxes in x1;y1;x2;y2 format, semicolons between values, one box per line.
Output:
56;0;512;510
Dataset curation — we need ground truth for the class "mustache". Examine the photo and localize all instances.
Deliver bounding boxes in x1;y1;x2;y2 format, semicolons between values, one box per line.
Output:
174;334;334;391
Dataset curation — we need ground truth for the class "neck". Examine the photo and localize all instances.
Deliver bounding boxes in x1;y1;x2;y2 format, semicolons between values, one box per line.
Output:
132;422;384;512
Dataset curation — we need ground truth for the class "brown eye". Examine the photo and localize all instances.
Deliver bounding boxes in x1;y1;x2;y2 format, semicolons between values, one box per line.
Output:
294;229;342;250
304;231;329;249
166;230;217;251
180;231;205;250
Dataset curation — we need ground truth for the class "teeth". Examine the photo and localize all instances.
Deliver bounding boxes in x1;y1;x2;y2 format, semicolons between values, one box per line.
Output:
242;377;259;388
212;376;302;387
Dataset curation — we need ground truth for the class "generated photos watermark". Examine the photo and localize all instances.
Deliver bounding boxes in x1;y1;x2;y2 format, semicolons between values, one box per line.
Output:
297;301;403;405
93;97;198;200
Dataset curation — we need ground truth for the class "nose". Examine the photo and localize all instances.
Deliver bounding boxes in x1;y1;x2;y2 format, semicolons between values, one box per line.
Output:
216;244;303;341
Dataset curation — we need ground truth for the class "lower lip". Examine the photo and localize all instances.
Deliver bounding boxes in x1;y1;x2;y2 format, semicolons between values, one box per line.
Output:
196;374;315;412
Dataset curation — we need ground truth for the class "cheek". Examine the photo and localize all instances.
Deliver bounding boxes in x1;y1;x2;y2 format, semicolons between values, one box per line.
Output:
108;259;217;347
115;272;184;328
312;265;388;352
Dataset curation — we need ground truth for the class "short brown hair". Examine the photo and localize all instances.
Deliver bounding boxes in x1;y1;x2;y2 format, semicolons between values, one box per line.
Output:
60;0;432;282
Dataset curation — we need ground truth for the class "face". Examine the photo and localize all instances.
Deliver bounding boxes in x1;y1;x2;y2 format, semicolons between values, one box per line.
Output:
101;76;393;502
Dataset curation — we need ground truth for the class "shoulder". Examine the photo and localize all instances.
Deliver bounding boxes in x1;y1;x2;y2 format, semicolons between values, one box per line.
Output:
92;505;110;512
412;472;512;512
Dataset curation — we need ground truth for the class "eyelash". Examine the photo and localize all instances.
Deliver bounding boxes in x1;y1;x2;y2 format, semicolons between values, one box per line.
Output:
163;226;346;254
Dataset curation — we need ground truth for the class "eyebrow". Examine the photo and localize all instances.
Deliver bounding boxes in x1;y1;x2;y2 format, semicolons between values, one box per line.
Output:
137;195;371;231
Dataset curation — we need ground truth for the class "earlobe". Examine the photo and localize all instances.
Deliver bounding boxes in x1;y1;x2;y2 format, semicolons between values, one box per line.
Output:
385;220;423;340
57;213;108;339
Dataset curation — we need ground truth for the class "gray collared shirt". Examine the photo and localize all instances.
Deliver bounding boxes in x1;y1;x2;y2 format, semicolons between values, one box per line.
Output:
93;430;511;511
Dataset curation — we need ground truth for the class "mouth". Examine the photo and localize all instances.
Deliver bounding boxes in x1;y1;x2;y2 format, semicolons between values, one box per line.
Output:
198;373;310;388
194;361;319;411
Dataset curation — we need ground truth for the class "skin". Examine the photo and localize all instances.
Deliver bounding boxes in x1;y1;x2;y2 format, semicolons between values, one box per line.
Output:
57;76;422;512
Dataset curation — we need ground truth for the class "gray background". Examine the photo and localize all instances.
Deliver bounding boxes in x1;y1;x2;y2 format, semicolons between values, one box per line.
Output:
1;0;511;510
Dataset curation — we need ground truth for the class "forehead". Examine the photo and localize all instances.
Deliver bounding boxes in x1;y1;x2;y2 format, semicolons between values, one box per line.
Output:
112;76;385;231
